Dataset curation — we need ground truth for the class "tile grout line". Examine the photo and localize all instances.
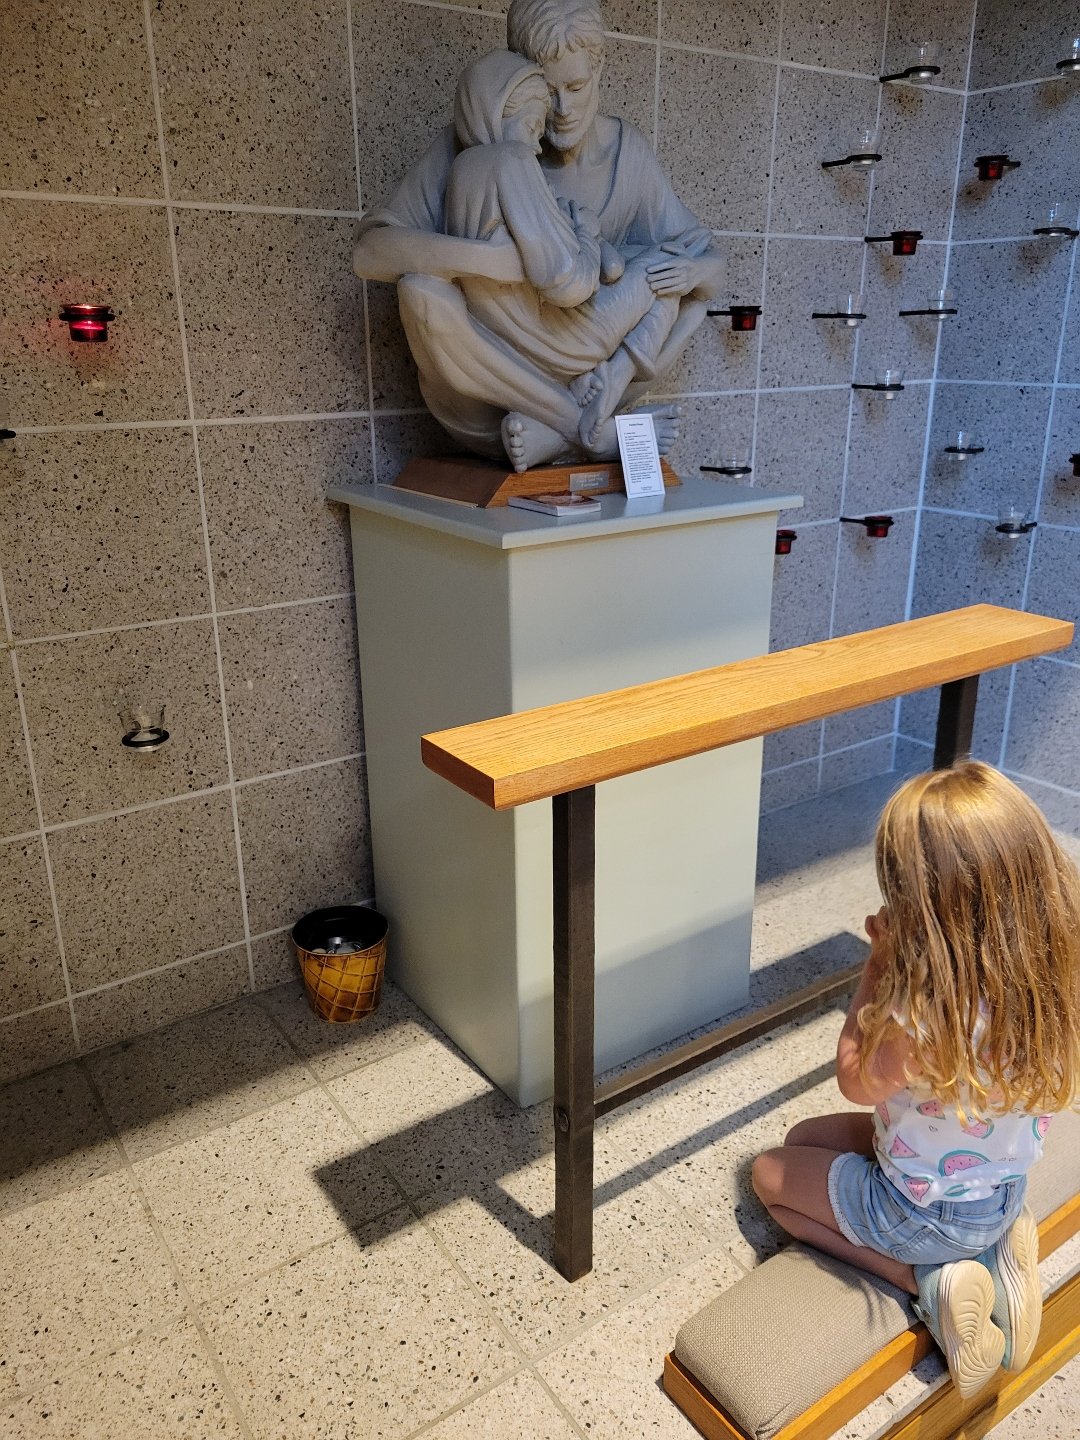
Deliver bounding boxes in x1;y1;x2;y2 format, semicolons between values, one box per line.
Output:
144;0;257;991
747;0;783;486
344;0;380;484
650;1;661;151
0;187;361;218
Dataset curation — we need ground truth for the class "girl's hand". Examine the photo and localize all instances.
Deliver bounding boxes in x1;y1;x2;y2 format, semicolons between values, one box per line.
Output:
865;906;889;944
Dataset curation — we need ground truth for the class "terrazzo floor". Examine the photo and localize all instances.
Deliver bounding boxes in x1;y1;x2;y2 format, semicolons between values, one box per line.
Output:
3;772;1080;1439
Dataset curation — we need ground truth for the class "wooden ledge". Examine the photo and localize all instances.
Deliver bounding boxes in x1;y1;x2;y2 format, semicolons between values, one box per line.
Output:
421;605;1072;810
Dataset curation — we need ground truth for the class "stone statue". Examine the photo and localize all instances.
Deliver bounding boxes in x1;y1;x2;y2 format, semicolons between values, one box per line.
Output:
353;0;726;472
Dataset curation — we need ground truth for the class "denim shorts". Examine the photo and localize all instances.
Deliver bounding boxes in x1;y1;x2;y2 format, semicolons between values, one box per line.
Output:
827;1152;1027;1265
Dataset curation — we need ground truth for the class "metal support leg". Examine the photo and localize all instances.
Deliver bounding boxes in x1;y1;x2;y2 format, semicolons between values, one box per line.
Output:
552;786;596;1281
934;674;979;770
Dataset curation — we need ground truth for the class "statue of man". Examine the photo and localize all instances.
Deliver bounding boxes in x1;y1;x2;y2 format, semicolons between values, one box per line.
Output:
353;0;725;472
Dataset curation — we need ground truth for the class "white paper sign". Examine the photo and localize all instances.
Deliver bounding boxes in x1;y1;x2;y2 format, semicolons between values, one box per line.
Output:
615;413;665;499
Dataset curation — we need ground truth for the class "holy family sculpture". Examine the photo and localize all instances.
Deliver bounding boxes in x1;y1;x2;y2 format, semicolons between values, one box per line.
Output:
353;0;726;473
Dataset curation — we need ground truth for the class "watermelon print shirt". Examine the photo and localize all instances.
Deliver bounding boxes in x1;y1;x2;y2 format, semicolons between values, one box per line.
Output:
873;1087;1050;1206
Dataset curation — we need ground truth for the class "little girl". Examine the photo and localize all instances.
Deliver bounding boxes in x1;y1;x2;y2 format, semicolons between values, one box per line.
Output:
752;761;1080;1398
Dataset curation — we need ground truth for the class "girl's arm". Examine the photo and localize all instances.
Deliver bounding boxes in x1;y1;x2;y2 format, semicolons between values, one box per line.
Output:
836;912;920;1105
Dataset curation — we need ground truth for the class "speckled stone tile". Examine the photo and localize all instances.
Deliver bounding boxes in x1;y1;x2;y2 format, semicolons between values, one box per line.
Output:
87;996;314;1162
0;1004;77;1087
256;976;435;1081
0;1170;183;1399
419;1370;580;1440
1024;527;1080;663
970;0;1074;88
986;1355;1080;1438
761;757;820;812
199;418;364;611
898;660;1012;763
883;0;976;91
754;389;848;523
660;0;779;57
203;1208;516;1438
844;384;929;514
49;791;243;992
912;510;1031;614
218;597;363;780
872;86;963;242
19;622;226;826
328;1036;550;1197
764;718;823;770
756;770;893;888
658;237;765;396
600;0;658;40
1;652;35;840
824;699;897;753
235;756;372;934
821;734;895;792
0;429;208;640
152;0;355;210
665;393;756;478
73;947;251;1054
0;1062;120;1215
135;1086;397;1303
657;49;776;232
0;1317;246;1439
0;839;65;1019
1004;656;1080;791
536;1249;744;1438
781;0;888;74
417;1135;714;1357
1040;388;1080;528
924;381;1051;515
831;510;915;639
938;239;1074;383
769;521;837;652
598;33;661;142
372;411;457;483
770;69;880;238
0;0;161;198
353;1;504;211
955;83;1080;242
1011;770;1080;841
175;210;366;419
0;200;187;428
365;281;423;410
894;734;933;775
759;239;866;389
857;245;948;382
250;929;298;989
1060;281;1080;386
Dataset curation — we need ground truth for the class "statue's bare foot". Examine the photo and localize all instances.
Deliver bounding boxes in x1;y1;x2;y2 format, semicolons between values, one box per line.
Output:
501;412;575;472
570;369;603;407
637;402;683;455
577;359;619;451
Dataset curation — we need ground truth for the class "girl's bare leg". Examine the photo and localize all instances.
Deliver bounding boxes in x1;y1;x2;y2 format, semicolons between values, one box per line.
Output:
784;1111;875;1156
752;1143;917;1294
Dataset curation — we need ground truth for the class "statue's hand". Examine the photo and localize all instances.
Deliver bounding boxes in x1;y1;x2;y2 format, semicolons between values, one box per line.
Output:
646;250;696;298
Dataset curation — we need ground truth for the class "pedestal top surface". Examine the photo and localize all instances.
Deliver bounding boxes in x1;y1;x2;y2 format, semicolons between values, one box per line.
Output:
326;474;803;550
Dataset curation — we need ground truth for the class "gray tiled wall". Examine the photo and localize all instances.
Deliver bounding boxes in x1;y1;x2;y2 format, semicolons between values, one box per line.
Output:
2;0;1072;1080
898;5;1080;821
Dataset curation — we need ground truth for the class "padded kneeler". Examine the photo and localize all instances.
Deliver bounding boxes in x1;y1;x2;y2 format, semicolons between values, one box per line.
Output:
672;1108;1080;1440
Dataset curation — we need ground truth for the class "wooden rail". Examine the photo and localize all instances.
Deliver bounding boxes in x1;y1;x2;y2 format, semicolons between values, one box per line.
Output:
422;605;1072;809
420;604;1074;1286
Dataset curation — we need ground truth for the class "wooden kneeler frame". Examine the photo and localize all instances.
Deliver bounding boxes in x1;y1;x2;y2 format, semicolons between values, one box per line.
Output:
663;1191;1080;1440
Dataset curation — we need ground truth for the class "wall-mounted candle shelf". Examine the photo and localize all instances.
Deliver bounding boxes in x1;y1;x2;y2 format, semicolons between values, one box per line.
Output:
823;126;880;170
1034;203;1079;238
900;301;957;319
995;509;1036;537
1033;222;1079;238
853;369;905;397
880;43;941;84
1070;453;1080;477
974;154;1020;181
1057;38;1080;72
0;429;15;443
707;305;761;331
812;309;867;324
122;708;170;751
822;151;883;169
865;229;923;255
701;461;752;478
775;529;798;555
841;514;894;538
944;431;984;458
59;304;115;342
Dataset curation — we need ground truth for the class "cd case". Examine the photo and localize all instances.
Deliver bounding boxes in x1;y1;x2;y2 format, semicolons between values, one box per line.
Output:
507;492;603;516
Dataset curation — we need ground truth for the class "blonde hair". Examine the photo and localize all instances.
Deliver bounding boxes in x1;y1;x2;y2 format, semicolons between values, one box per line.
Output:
859;761;1080;1118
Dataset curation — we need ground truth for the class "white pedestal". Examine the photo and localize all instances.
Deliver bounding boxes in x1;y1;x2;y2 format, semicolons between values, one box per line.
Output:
330;476;801;1106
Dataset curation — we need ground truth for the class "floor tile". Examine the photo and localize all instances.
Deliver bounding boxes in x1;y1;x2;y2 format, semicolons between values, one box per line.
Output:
203;1208;516;1440
0;1062;121;1214
536;1249;742;1440
417;1136;714;1358
417;1371;580;1440
0;1171;183;1399
134;1088;399;1304
0;1317;244;1438
256;977;434;1081
327;1037;552;1199
87;997;316;1163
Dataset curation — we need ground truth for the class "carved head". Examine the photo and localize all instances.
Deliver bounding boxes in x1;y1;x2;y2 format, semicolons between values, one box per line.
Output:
506;0;605;153
454;51;548;153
